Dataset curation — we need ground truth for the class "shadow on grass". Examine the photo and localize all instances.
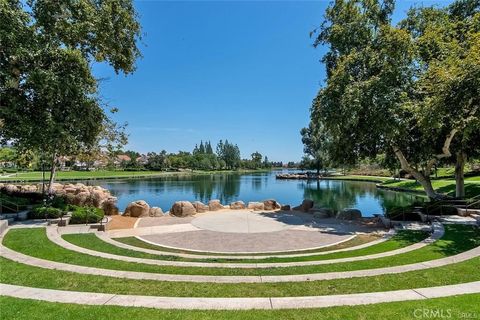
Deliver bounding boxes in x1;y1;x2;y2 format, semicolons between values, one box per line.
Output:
430;225;480;256
391;230;429;246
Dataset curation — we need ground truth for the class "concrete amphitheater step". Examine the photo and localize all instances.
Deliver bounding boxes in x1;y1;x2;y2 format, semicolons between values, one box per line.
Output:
99;230;395;259
104;216;390;255
47;224;443;268
1;229;478;283
1;281;479;310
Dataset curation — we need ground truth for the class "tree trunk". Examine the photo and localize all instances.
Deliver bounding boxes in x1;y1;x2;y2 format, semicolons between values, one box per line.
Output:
392;146;441;200
455;151;466;199
47;153;57;195
392;129;458;200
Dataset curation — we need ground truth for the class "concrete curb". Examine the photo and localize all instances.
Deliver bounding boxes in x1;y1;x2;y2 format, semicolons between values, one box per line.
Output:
47;224;443;268
1;281;479;310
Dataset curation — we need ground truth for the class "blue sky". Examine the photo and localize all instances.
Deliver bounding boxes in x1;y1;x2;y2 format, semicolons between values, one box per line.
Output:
93;0;453;162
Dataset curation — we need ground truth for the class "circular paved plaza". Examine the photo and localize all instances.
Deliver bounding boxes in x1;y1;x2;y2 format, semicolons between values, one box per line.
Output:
132;210;382;253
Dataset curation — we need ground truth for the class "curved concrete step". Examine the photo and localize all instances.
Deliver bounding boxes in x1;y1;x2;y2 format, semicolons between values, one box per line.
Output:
0;226;478;283
47;224;443;269
97;229;396;260
1;281;479;310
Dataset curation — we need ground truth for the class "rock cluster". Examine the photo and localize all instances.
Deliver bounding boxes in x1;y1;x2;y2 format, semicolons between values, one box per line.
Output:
247;201;265;211
293;199;314;212
290;200;363;220
170;201;197;217
229;201;246;210
336;208;362;220
124;200;150;217
192;201;209;213
0;182;119;215
208;199;224;211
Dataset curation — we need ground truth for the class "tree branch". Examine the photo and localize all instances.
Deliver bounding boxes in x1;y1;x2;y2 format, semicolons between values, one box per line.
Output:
392;146;413;172
425;128;458;176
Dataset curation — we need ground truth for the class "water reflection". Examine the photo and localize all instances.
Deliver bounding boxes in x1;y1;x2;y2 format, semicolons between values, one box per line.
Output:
84;172;422;216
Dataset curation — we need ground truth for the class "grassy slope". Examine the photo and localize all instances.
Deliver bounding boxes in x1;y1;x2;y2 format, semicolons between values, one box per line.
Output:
1;294;479;320
63;231;427;264
325;175;393;183
0;254;479;297
3;225;478;276
381;178;480;198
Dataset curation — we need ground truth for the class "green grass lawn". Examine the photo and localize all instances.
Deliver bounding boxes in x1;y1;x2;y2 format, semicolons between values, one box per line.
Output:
0;170;186;182
3;225;478;276
381;178;480;198
325;175;393;183
1;294;479;320
1;253;479;298
0;169;273;182
63;230;427;264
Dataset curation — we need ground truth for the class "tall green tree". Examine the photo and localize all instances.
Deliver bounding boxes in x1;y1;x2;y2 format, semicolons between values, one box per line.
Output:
216;140;241;170
250;151;262;169
0;0;141;194
307;0;479;199
400;1;480;197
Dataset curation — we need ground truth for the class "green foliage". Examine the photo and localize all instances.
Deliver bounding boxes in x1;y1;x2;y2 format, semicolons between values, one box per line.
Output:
216;140;241;170
69;206;104;224
29;206;63;219
0;0;141;190
306;0;480;198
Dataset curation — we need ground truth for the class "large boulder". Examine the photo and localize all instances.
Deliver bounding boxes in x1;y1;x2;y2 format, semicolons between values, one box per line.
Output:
73;191;91;206
170;201;196;217
193;201;209;213
1;182;118;215
293;199;314;212
208;199;223;211
247;202;264;211
124;200;150;218
230;201;246;210
280;204;291;211
149;207;164;217
263;199;281;211
336;208;362;220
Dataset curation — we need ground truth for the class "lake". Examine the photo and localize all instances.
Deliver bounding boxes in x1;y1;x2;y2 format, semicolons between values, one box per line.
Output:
86;170;422;217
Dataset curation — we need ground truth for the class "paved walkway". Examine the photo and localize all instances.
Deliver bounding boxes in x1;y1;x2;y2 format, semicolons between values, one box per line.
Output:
191;211;305;233
47;224;443;268
1;281;479;310
1;225;477;283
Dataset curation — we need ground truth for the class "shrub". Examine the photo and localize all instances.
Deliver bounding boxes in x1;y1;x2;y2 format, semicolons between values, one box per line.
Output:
69;205;104;224
29;206;63;219
48;196;68;210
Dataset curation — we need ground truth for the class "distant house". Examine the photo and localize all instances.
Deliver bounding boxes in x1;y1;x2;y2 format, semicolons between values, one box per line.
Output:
136;154;149;165
113;154;132;168
117;154;131;162
0;161;15;168
58;156;73;170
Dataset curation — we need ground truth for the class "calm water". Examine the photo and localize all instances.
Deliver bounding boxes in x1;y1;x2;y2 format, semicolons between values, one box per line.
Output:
86;171;422;217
